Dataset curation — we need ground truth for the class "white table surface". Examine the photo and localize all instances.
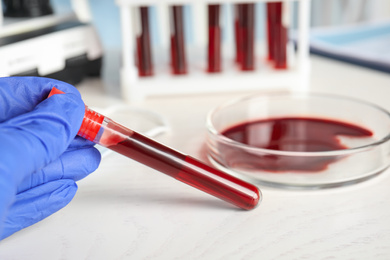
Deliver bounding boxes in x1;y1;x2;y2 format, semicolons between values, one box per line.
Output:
1;56;390;259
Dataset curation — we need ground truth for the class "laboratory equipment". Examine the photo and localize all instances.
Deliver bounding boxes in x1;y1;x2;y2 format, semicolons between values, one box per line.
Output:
207;4;221;73
235;3;255;71
206;92;390;189
267;1;288;69
170;5;187;75
116;0;311;102
49;87;261;210
136;6;153;76
0;0;103;85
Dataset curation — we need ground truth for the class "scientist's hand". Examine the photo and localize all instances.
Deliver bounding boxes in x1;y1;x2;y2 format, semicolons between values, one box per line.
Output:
0;77;101;240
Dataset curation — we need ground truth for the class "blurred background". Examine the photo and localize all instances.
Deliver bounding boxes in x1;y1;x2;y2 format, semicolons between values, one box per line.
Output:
40;0;390;50
39;0;390;49
1;0;390;99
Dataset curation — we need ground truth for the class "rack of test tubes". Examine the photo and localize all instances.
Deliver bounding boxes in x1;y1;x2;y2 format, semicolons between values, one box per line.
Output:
116;0;311;102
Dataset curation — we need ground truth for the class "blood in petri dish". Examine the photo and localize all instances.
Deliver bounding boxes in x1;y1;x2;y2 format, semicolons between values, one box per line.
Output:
220;117;373;172
108;132;259;210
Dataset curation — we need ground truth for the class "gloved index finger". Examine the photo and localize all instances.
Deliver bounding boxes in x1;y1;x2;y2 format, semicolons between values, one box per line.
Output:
0;76;82;122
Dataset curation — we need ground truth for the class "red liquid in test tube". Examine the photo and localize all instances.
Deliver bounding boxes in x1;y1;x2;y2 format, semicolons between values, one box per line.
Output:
207;4;221;73
136;7;153;76
48;88;261;211
237;3;255;71
170;5;187;75
267;2;287;69
266;2;275;61
234;4;242;64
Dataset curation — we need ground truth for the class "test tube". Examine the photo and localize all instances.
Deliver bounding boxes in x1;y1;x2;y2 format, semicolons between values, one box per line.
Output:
237;3;255;71
170;5;187;75
267;2;287;69
136;6;153;77
207;4;222;73
234;4;242;64
266;2;275;61
48;88;261;210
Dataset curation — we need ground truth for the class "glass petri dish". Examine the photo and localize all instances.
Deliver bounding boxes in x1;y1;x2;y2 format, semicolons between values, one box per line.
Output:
206;92;390;189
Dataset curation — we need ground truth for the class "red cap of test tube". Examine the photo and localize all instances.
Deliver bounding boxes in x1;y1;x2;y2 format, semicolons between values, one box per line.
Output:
48;87;104;142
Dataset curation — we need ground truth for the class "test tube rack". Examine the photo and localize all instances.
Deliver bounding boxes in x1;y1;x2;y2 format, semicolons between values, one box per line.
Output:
116;0;311;102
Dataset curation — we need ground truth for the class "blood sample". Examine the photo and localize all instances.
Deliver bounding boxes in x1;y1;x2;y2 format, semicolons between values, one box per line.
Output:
48;88;260;210
267;2;287;69
136;6;153;77
207;4;221;73
234;4;242;64
266;2;275;61
237;3;255;71
221;117;373;172
170;5;187;75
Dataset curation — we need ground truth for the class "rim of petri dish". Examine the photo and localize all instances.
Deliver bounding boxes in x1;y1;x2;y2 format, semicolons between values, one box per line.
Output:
206;92;390;189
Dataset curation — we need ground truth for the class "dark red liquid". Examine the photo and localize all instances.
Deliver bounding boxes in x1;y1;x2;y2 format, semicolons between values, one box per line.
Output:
207;4;221;73
234;4;242;64
267;2;287;69
108;132;260;210
170;6;187;75
266;2;274;61
136;7;153;77
236;3;255;71
219;117;373;172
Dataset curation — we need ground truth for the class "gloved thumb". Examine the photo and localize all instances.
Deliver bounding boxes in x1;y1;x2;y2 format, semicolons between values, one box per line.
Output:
0;91;85;196
1;179;78;240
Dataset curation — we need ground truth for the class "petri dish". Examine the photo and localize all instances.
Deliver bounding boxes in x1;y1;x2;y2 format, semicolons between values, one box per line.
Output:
206;92;390;189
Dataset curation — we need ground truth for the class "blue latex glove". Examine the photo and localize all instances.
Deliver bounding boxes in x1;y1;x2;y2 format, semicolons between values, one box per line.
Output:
0;76;101;240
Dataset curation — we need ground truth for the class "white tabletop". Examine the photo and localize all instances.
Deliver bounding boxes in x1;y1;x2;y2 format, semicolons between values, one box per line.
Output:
1;56;390;259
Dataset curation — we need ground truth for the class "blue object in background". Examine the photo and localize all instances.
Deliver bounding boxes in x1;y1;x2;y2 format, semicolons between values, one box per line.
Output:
309;20;390;74
87;1;122;50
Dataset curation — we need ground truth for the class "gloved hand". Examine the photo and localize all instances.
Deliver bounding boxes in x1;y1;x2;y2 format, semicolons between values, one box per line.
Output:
0;76;101;240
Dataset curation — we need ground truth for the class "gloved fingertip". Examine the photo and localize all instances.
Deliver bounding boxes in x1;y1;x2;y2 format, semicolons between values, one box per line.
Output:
50;179;78;202
89;147;102;171
66;146;101;181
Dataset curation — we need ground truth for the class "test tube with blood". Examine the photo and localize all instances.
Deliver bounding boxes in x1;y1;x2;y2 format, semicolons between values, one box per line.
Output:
207;4;222;73
170;5;187;75
237;3;255;71
267;1;288;69
136;6;153;76
48;88;261;210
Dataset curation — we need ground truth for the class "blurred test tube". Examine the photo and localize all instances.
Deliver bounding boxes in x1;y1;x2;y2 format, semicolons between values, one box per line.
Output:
234;4;242;64
136;6;154;77
267;2;288;69
207;4;222;73
266;2;275;61
238;3;255;71
170;5;187;75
